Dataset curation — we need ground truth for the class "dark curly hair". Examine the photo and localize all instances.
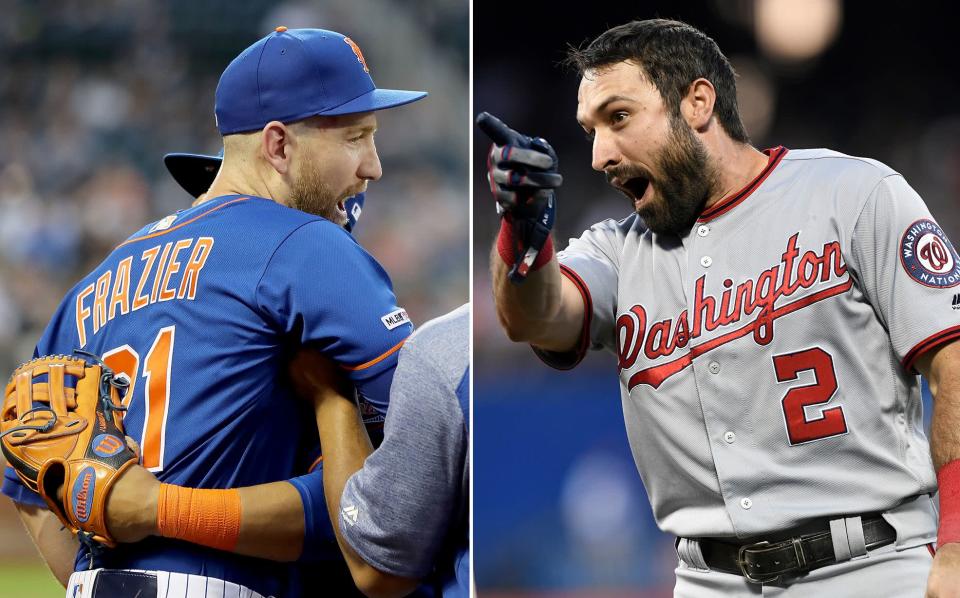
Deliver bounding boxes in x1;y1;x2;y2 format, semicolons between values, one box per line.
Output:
565;19;749;143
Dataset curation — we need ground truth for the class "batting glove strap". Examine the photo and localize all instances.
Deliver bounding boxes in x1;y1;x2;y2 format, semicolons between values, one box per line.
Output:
938;459;960;547
497;213;555;278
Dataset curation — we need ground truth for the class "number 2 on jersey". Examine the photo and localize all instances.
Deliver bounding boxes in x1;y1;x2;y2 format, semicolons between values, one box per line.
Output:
773;347;847;445
102;326;175;471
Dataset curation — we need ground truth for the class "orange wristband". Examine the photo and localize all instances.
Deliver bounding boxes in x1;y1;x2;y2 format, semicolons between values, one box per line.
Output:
938;459;960;547
157;484;242;552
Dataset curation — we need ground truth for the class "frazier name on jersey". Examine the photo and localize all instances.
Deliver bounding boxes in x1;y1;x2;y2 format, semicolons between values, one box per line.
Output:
75;237;215;347
618;233;853;390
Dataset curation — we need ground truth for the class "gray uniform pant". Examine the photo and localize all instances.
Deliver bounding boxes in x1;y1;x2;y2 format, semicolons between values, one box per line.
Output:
674;496;937;597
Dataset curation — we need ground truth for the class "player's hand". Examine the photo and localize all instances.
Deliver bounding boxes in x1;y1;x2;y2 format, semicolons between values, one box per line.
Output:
50;434;156;543
288;348;357;413
927;543;960;597
476;111;561;282
104;463;160;543
476;112;562;211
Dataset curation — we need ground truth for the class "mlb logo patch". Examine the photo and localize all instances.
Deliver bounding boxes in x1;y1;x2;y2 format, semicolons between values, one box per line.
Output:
900;219;960;288
381;308;410;330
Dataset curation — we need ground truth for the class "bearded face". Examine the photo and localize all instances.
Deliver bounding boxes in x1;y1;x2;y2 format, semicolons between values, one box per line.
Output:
290;152;350;226
577;61;723;236
286;112;379;226
607;116;719;236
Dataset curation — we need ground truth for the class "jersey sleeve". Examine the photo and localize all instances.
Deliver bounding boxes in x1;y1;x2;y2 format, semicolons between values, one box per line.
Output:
2;466;46;507
533;218;624;369
338;335;467;578
256;221;412;414
848;174;960;371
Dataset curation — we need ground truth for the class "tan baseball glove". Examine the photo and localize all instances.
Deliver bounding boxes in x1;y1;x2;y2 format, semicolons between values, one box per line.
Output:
1;354;138;548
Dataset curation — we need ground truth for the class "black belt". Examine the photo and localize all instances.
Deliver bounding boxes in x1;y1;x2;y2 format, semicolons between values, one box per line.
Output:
692;516;897;583
89;570;157;597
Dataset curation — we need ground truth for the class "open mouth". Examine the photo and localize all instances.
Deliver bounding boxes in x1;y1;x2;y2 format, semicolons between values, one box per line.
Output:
613;175;652;210
336;199;347;215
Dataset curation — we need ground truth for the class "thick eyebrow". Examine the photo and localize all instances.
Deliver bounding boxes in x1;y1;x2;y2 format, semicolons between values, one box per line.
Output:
348;124;378;136
577;94;637;129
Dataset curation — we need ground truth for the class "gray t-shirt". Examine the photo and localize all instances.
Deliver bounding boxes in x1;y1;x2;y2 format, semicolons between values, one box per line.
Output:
340;304;469;578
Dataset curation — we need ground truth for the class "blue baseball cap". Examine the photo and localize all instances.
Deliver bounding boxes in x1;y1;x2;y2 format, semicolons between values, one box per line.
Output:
215;27;427;135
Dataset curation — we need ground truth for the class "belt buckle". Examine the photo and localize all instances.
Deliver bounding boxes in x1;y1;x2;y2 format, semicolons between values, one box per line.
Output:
737;540;782;584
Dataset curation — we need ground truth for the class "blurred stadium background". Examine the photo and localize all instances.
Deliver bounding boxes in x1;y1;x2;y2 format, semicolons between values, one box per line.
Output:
0;0;466;595
474;1;958;597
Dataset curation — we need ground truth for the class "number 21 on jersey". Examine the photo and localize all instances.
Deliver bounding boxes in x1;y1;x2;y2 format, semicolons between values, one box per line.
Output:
103;326;175;471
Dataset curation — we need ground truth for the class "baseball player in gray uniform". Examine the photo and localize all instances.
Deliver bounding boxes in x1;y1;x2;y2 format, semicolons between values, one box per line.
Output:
478;19;960;597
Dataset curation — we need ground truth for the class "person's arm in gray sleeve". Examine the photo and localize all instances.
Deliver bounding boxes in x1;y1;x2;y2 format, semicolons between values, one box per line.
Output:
340;334;467;580
291;325;467;598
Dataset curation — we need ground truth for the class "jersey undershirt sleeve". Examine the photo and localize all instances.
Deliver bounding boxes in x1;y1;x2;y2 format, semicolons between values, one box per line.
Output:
338;317;468;578
534;216;632;369
255;221;412;414
848;174;960;371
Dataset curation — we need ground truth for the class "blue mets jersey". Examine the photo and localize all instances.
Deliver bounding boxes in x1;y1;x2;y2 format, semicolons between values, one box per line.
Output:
2;194;412;596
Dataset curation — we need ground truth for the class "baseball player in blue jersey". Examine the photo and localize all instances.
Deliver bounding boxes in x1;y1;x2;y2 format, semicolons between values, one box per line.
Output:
3;26;426;598
157;147;382;598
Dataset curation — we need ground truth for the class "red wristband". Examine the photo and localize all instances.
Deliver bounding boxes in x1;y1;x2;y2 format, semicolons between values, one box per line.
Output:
938;459;960;547
496;218;554;273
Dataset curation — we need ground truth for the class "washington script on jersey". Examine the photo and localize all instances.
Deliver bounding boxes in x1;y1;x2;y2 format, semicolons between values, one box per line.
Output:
75;236;214;346
617;232;851;390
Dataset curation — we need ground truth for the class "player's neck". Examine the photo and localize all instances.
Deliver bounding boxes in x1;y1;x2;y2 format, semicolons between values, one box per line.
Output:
703;139;770;210
204;165;290;207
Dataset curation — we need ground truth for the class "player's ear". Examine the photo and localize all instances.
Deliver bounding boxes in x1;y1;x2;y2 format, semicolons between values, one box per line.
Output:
680;77;716;132
260;121;292;175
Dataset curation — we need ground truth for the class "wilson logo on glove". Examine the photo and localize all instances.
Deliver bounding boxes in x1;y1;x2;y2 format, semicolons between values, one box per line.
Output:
73;466;96;523
92;434;126;458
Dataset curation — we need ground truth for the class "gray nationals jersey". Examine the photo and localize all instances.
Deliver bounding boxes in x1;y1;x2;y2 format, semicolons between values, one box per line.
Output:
541;147;960;539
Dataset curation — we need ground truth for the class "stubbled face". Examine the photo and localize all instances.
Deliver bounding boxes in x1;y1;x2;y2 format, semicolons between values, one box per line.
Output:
290;112;382;225
576;60;719;235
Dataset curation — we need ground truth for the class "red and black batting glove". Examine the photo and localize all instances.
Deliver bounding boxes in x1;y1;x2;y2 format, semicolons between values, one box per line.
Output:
476;112;562;283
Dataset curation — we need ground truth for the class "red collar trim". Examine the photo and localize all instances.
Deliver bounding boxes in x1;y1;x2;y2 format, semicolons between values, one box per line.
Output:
698;146;788;222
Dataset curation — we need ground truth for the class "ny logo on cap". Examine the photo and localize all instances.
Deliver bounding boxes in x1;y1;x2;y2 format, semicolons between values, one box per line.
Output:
343;37;369;73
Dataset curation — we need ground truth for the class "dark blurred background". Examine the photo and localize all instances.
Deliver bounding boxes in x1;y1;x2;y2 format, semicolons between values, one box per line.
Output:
474;1;958;596
0;0;467;594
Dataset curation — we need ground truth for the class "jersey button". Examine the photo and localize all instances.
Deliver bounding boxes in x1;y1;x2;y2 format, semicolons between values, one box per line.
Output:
700;256;713;267
697;225;710;237
708;361;721;374
724;431;736;443
740;498;752;510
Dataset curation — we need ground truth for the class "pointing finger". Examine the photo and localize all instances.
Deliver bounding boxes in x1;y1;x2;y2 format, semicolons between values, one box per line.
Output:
476;112;520;146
